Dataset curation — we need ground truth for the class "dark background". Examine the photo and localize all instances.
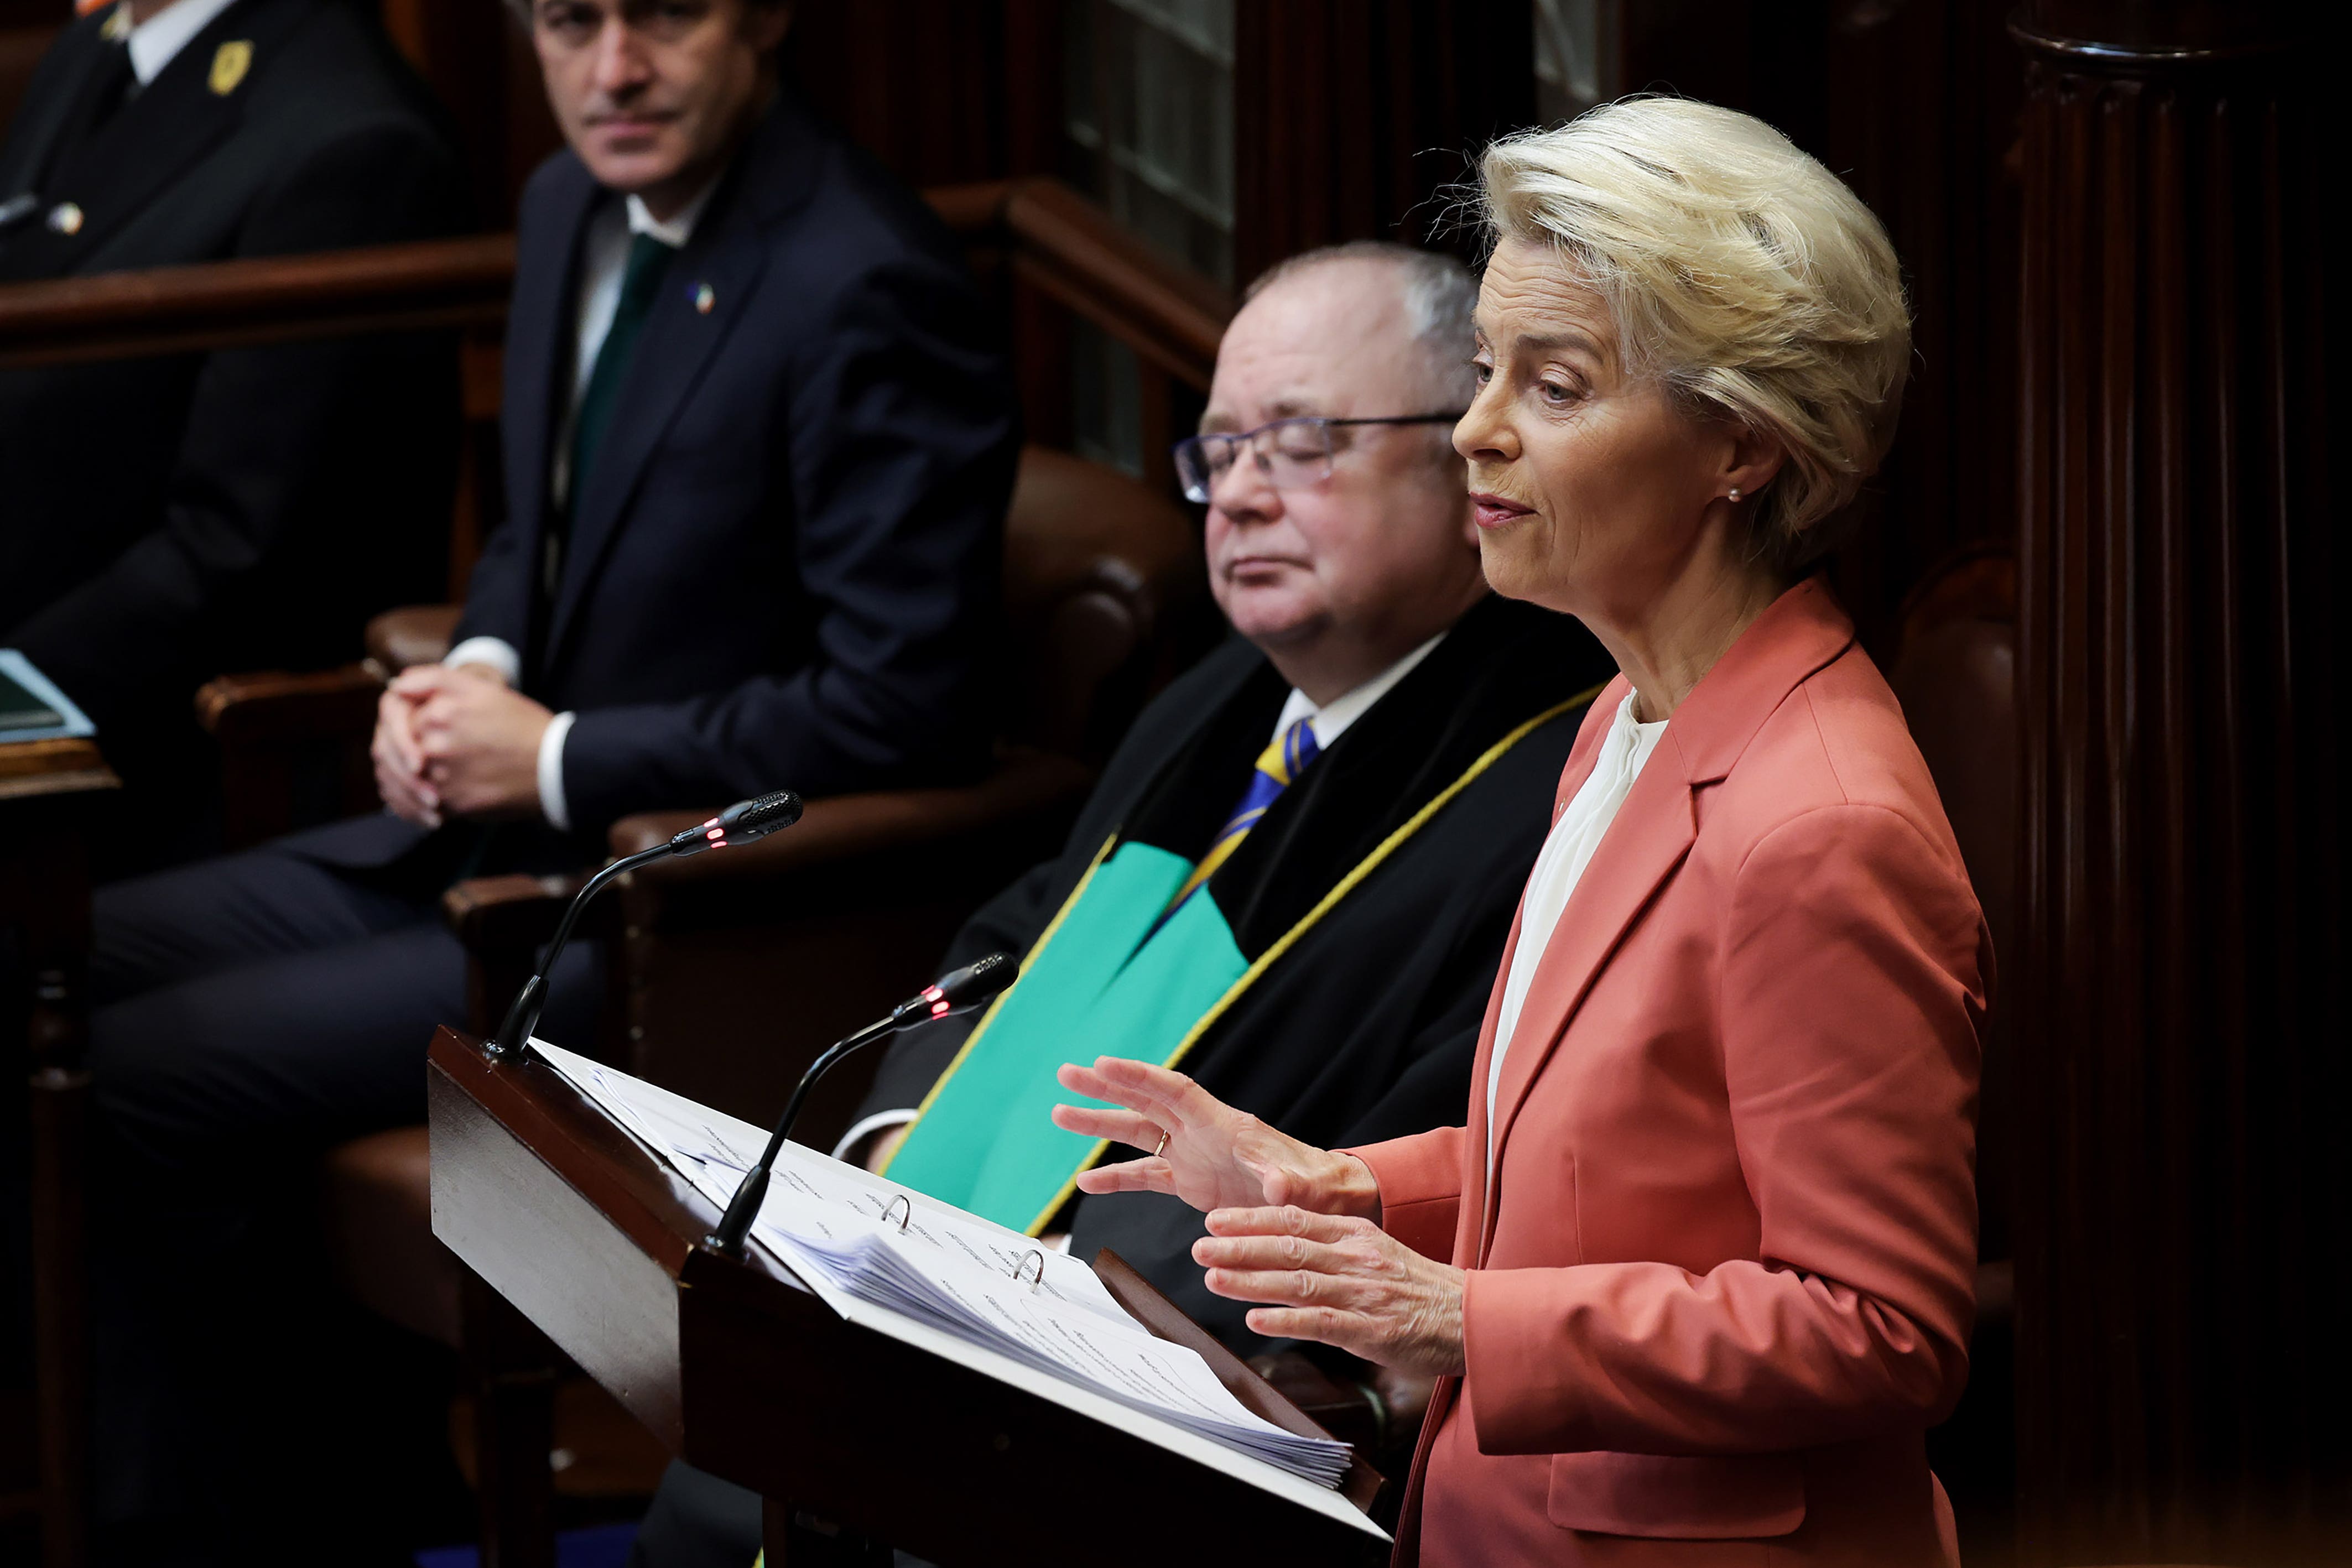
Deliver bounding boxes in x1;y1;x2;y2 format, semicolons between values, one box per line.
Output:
0;2;2335;1564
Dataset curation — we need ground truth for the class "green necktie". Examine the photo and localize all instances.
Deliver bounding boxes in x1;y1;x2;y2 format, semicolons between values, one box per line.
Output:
567;232;674;515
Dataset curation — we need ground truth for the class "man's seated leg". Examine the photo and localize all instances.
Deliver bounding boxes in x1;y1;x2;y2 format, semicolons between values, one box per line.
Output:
630;1460;763;1568
91;824;442;1008
82;837;601;1564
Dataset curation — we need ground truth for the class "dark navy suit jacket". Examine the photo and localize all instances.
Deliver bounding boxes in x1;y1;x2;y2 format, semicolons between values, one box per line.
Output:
308;89;1018;874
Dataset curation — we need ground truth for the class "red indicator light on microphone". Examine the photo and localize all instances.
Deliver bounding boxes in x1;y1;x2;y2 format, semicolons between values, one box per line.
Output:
930;999;950;1018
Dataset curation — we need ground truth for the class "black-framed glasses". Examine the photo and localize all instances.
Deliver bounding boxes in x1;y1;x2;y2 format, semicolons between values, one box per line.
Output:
1172;413;1466;505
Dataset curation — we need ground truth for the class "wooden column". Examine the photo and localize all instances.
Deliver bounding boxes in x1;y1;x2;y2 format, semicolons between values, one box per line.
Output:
2008;3;2342;1562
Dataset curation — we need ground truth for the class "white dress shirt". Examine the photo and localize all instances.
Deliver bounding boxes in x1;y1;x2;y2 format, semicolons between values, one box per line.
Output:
443;183;716;832
1265;632;1442;754
124;0;240;85
1484;691;1667;1176
831;631;1450;1163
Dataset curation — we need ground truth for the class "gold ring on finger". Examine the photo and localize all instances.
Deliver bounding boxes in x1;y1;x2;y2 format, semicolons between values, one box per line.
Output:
1154;1129;1170;1159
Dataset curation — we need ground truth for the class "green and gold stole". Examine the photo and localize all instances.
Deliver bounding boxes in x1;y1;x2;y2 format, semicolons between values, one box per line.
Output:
882;605;1599;1236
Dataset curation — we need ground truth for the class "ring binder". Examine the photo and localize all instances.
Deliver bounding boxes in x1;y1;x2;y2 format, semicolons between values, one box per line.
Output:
882;1194;912;1233
1013;1249;1045;1289
435;1029;1394;1560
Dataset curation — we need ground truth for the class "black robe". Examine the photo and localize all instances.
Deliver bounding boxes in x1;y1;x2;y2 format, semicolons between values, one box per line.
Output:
859;594;1616;1357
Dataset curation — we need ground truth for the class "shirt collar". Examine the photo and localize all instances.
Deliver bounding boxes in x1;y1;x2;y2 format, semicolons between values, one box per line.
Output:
124;0;240;86
624;179;718;249
1273;631;1447;751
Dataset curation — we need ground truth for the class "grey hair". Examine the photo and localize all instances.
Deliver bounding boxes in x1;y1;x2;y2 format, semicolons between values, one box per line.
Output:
1243;241;1480;413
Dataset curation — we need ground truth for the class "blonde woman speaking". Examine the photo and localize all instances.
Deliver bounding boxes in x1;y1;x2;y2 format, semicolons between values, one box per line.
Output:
1057;97;1989;1566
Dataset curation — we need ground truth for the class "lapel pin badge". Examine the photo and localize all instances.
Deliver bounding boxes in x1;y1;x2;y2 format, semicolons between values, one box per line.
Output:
47;201;84;236
101;6;131;42
209;39;252;96
693;282;715;315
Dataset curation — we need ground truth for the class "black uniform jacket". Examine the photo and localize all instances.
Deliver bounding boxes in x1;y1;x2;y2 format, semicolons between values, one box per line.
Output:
861;596;1617;1357
296;87;1017;878
0;0;467;818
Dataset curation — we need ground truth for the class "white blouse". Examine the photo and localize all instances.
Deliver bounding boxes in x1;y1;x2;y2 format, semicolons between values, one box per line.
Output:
1485;692;1668;1175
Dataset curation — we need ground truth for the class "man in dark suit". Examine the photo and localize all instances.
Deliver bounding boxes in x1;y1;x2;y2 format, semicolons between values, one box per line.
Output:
0;0;468;867
628;244;1616;1568
80;1;1016;1558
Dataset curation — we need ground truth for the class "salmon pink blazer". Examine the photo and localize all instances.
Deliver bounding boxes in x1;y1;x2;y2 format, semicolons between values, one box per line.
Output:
1347;579;1989;1567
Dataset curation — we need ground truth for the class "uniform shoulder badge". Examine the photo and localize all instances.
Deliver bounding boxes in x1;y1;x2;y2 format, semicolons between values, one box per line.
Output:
208;39;252;96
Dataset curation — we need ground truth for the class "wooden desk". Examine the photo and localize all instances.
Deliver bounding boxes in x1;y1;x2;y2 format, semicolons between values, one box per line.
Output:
1;734;119;1568
426;1027;1388;1568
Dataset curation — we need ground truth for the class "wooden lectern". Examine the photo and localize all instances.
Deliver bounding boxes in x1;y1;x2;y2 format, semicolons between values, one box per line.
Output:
426;1027;1391;1567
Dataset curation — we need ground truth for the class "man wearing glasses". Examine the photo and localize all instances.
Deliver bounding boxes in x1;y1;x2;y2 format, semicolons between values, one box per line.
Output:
629;240;1615;1568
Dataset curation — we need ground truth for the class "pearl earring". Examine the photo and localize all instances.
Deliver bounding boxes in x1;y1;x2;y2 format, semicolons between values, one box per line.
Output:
1727;487;1742;502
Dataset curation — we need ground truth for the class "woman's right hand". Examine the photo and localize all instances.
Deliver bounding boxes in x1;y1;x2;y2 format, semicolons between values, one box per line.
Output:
1054;1056;1381;1221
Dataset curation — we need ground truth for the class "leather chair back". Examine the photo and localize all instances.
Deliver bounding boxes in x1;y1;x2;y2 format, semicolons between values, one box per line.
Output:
1888;543;2017;1262
1002;445;1205;763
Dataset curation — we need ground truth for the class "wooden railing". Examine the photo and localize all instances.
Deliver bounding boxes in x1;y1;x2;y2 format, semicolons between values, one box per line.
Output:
934;178;1227;391
0;234;518;369
0;176;1229;388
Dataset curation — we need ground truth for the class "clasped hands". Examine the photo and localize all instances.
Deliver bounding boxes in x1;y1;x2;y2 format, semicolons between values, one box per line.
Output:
372;663;554;827
1053;1056;1467;1378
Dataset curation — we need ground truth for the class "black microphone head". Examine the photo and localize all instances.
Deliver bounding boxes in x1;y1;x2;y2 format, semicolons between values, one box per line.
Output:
668;790;803;856
897;953;1019;1025
937;952;1018;1008
720;789;803;837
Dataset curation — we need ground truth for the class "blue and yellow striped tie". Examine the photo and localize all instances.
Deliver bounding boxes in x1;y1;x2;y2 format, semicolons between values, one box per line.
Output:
1164;716;1321;916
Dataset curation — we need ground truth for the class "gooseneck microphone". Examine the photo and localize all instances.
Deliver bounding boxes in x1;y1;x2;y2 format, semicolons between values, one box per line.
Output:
482;789;803;1056
704;952;1019;1256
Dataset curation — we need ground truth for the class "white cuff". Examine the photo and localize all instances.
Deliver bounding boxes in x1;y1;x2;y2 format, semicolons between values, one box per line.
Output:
831;1107;920;1164
537;710;577;831
443;635;521;687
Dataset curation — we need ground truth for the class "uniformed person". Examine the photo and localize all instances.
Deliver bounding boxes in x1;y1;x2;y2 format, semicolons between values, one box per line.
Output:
0;0;468;871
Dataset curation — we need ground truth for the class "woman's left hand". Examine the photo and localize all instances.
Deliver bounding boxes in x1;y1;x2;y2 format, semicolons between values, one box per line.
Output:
1194;1205;1468;1377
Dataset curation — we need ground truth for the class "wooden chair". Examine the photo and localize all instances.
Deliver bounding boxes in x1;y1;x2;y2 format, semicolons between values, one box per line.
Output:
1887;542;2018;1553
1889;543;2017;1280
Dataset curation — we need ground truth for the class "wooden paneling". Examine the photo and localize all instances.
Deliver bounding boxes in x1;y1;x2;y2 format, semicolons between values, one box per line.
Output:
1809;0;2023;660
378;0;526;226
1232;0;1535;282
786;0;1063;192
1660;0;2026;659
2007;2;2344;1561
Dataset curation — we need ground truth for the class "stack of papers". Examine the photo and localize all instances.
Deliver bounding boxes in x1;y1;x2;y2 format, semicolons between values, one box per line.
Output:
532;1041;1354;1490
0;650;96;741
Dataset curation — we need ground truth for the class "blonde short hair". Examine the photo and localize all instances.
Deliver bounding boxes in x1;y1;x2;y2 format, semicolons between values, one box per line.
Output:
1477;97;1911;569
